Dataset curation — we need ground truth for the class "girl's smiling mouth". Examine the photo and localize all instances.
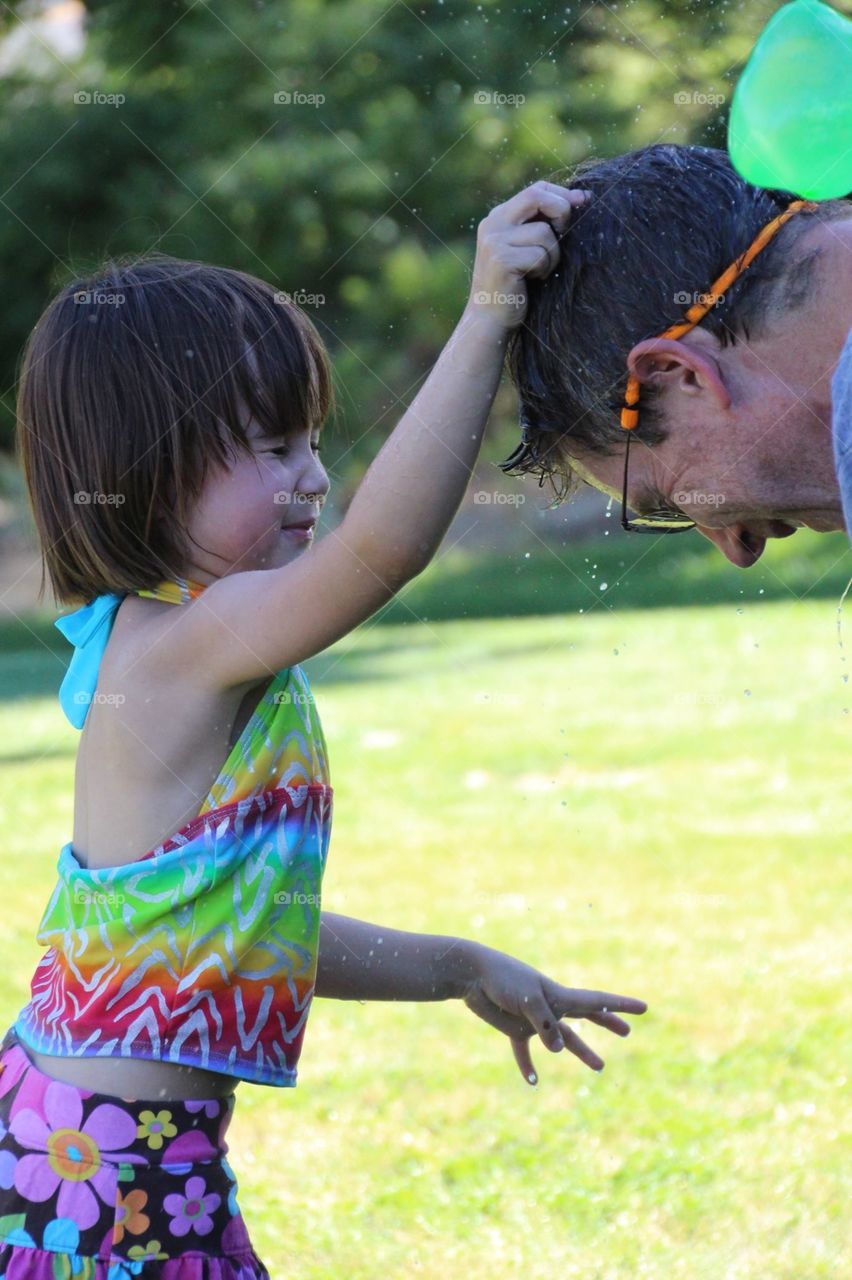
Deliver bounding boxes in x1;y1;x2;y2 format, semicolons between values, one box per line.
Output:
281;515;317;539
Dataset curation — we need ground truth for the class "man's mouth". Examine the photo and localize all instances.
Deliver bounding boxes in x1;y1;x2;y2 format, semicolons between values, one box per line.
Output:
763;520;799;541
739;521;798;565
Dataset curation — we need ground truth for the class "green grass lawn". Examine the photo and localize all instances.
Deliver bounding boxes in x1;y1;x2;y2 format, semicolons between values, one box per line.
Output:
1;595;850;1278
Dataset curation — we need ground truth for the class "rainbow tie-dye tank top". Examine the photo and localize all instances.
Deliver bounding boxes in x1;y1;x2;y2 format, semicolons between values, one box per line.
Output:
15;575;333;1088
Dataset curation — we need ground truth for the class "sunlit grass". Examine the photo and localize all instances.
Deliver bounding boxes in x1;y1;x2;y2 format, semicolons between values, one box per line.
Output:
1;597;850;1278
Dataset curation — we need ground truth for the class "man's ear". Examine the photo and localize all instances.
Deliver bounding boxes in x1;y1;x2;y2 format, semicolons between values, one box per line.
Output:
626;336;731;410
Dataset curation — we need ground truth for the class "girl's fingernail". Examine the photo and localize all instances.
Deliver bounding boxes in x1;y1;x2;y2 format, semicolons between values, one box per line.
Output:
528;1072;537;1085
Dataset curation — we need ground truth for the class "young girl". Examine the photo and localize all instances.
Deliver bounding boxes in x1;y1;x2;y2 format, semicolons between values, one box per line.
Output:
2;180;646;1278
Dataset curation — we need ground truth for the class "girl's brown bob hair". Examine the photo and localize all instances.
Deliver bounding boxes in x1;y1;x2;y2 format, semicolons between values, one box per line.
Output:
15;252;335;607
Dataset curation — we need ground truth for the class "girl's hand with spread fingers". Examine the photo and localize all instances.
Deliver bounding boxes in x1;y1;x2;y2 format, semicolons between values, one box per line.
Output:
461;943;647;1084
467;180;591;330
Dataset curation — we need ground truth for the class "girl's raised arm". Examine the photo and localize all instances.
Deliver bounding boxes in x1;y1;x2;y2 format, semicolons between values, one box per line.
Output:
173;182;588;687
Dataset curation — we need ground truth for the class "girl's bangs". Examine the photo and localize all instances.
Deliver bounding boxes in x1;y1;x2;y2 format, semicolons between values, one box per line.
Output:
225;287;330;447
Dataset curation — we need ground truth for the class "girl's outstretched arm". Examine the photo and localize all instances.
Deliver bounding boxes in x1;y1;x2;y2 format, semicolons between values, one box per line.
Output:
315;912;647;1085
164;182;589;688
316;912;481;1001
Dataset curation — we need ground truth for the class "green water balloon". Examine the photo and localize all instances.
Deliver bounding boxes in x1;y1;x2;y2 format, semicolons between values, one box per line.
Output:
728;0;852;199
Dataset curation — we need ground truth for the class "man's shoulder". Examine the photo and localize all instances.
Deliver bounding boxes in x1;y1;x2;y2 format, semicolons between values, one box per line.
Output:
832;325;852;452
832;324;852;535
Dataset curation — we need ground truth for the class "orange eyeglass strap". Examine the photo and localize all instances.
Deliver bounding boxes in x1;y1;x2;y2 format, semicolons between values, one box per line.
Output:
620;198;820;431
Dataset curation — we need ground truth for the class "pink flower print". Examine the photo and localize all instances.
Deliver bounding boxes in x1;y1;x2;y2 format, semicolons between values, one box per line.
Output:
10;1078;138;1229
164;1174;221;1237
0;1045;29;1101
7;1055;52;1125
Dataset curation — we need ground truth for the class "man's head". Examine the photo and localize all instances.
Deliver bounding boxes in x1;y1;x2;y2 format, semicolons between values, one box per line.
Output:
504;144;852;566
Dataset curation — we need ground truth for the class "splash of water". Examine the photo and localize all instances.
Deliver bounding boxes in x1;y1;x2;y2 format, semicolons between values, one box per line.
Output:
837;576;852;709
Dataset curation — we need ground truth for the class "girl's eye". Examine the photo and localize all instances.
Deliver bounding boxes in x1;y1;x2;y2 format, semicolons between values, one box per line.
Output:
265;441;322;458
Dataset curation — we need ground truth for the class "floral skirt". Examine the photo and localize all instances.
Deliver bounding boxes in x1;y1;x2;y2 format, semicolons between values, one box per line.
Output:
0;1026;270;1279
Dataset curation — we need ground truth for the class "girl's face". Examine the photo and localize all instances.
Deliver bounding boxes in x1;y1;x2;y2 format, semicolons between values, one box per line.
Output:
181;417;330;582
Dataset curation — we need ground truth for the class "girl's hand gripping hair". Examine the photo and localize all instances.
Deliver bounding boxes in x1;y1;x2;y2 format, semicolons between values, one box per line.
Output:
467;180;590;331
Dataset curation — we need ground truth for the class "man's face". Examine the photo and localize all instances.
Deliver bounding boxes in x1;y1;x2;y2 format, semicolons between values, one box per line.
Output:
565;216;852;567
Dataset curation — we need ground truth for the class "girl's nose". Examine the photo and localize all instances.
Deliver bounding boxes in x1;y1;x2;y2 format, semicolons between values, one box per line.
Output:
302;456;330;498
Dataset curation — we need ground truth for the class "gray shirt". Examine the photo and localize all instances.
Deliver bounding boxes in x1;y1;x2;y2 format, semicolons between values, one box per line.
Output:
833;323;852;537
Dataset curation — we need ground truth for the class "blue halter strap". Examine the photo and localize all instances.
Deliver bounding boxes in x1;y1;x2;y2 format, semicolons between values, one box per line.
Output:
54;592;128;730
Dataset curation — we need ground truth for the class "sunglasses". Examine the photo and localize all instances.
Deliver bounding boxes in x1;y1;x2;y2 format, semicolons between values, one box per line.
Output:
620;429;695;533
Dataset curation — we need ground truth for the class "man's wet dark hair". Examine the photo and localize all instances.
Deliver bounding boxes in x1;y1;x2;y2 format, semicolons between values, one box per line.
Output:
501;143;851;500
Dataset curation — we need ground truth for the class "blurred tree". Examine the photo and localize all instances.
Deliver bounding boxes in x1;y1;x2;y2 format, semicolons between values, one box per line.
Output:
0;0;792;478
